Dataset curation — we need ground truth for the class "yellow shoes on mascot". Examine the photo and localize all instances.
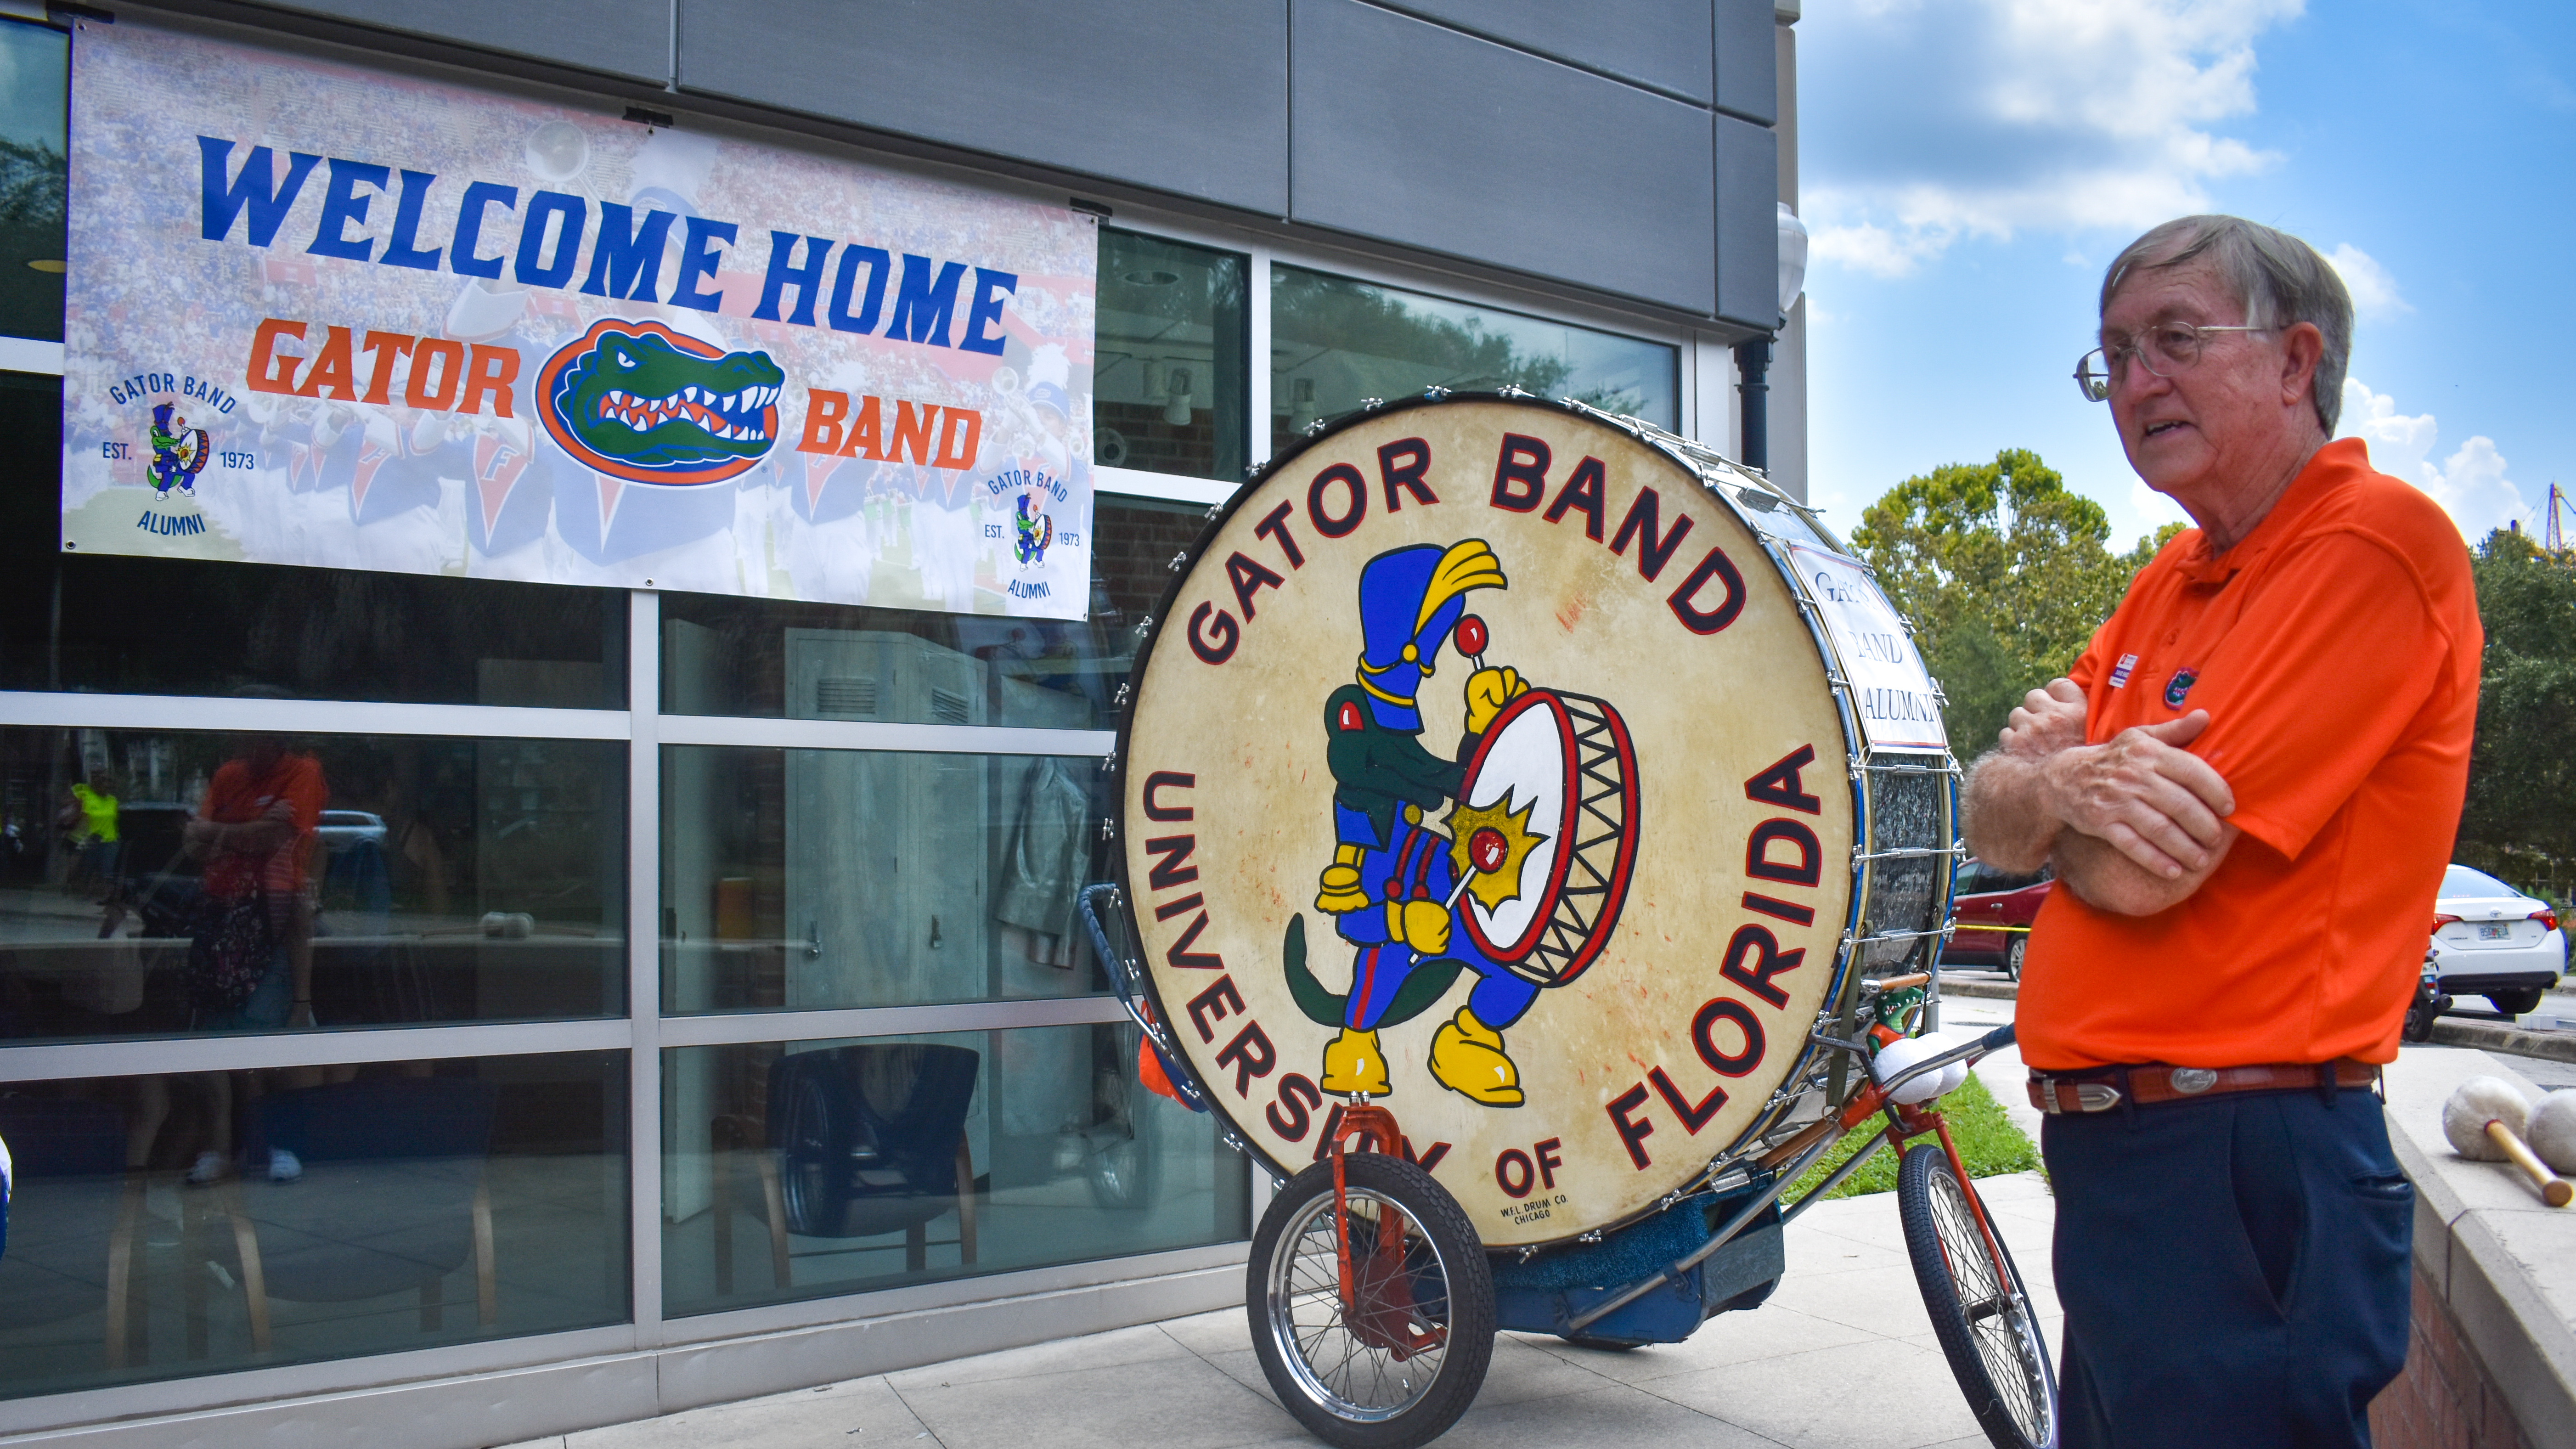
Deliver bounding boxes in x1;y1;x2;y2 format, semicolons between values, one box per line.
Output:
1319;1010;1523;1105
1319;1026;1390;1095
1428;1006;1522;1106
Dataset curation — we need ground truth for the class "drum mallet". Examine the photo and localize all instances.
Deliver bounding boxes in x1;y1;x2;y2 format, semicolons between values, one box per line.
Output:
2442;1075;2573;1207
2529;1091;2576;1177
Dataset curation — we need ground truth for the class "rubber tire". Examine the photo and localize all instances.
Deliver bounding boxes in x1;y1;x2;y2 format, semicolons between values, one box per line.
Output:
2004;937;2026;982
1247;1154;1495;1449
1897;1143;2055;1449
2487;988;2545;1018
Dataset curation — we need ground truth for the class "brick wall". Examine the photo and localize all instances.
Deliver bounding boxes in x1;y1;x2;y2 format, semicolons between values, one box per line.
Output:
2369;1266;2532;1449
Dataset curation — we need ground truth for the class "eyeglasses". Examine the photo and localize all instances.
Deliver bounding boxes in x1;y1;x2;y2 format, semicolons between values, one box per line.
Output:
2074;322;2269;401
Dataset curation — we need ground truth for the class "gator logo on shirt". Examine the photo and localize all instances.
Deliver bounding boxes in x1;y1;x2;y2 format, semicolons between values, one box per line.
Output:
2163;667;2198;709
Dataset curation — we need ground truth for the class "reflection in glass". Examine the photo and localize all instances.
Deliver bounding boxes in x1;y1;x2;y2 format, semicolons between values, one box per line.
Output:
1270;264;1677;454
0;1052;628;1399
0;727;625;1040
663;745;1112;1013
1094;230;1247;482
661;1028;1245;1316
0;384;630;704
660;494;1206;724
0;17;67;344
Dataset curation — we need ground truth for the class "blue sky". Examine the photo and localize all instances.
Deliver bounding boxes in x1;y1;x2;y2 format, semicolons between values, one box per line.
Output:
1797;0;2576;552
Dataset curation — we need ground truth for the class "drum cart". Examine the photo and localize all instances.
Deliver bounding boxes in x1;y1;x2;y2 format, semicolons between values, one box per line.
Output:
1090;393;2056;1449
1079;887;2055;1449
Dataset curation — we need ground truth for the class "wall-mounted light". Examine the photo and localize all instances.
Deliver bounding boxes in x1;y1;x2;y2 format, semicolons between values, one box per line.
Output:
1288;377;1316;432
1777;203;1810;321
1163;367;1195;427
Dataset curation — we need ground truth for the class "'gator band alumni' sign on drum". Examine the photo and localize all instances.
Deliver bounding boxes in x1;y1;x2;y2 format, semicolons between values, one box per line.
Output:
1118;396;1947;1249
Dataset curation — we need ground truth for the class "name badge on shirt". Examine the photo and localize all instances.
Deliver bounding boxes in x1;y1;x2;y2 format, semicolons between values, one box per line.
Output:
2107;653;2138;688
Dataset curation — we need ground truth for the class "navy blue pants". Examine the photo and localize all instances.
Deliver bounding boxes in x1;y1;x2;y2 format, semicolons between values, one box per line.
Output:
2044;1084;2412;1448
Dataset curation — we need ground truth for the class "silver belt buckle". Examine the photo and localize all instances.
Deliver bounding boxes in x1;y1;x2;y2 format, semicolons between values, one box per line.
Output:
2035;1077;2124;1113
2170;1067;2219;1095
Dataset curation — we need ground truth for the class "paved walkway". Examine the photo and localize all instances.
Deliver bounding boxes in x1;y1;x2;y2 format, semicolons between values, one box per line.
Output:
507;993;2058;1449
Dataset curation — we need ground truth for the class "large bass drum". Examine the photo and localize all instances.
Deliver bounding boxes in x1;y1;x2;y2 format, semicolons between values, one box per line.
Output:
1116;395;1954;1250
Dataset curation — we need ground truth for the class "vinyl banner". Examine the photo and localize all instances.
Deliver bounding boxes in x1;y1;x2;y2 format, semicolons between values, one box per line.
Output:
60;21;1098;618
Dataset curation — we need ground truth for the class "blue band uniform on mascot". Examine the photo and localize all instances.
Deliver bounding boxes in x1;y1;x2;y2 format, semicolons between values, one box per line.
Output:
1308;538;1539;1107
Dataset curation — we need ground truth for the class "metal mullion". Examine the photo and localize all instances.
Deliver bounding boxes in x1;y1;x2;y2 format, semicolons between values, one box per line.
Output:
656;714;1113;757
659;995;1128;1049
627;589;665;1345
0;690;629;741
0;1019;632;1083
1247;246;1274;468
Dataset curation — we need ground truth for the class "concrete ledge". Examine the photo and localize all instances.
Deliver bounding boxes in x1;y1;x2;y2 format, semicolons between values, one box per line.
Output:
2431;1017;2576;1065
1939;978;2017;1002
2380;1049;2576;1449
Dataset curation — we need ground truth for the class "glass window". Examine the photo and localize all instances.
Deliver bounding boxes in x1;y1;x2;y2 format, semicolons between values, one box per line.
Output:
0;1051;628;1399
660;494;1206;726
1094;230;1247;483
0;383;630;705
660;1028;1245;1317
1270;264;1678;456
0;17;67;346
2440;865;2514;898
663;745;1113;1013
0;727;625;1041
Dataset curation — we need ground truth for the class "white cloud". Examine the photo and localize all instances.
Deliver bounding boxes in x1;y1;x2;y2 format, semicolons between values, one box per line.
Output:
1804;0;2303;276
2326;244;2411;318
2339;378;2530;539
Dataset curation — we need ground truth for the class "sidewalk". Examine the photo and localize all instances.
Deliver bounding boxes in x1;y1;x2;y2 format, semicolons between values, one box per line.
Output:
501;1169;2060;1449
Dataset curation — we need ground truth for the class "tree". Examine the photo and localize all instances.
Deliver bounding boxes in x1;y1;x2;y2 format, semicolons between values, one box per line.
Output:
2456;528;2576;902
1851;449;2176;758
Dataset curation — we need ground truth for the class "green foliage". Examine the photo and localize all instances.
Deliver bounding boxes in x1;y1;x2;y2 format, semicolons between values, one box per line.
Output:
1851;449;2176;757
1787;1073;2040;1201
2455;530;2576;903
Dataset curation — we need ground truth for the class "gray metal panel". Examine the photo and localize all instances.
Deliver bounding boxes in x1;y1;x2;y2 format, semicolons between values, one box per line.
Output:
1714;112;1779;328
251;0;671;82
674;0;1289;214
1370;0;1711;104
1291;0;1715;314
1714;0;1777;124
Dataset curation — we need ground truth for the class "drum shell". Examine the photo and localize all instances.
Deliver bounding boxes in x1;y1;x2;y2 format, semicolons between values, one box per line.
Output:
1114;395;1947;1248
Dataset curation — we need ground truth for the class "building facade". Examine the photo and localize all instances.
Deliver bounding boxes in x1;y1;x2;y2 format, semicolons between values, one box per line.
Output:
0;3;1802;1443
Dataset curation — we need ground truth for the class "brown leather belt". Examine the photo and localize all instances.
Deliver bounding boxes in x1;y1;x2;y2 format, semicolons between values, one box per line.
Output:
2026;1059;2378;1114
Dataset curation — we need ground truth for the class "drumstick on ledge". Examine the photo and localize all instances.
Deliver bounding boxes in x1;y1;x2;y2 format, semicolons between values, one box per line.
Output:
2491;1124;2573;1207
2443;1076;2575;1208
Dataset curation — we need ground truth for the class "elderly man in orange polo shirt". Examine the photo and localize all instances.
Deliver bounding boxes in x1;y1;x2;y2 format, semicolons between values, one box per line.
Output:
1964;214;2480;1447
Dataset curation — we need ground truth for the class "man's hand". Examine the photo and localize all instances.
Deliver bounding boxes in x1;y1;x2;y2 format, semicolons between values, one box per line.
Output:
1962;682;2241;915
2038;710;2234;881
2001;679;2087;759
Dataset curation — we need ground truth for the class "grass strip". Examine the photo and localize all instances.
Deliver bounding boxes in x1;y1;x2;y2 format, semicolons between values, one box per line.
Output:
1786;1072;2040;1201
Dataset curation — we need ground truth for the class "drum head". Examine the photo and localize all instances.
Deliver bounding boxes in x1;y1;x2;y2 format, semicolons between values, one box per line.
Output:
1120;397;1854;1247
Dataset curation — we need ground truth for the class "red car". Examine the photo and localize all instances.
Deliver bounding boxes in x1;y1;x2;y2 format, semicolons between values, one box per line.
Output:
1944;858;2054;980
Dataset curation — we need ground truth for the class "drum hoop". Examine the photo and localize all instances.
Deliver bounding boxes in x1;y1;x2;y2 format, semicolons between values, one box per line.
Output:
1112;391;1928;1232
1454;688;1579;965
1476;690;1640;988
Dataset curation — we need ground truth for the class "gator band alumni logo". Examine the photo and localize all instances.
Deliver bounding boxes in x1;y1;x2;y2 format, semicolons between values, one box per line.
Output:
538;320;785;485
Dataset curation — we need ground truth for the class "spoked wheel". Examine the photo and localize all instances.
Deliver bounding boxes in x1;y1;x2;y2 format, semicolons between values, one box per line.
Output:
1248;1154;1494;1449
1897;1143;2055;1449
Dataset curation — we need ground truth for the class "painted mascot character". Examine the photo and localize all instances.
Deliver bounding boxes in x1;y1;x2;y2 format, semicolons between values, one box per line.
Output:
1312;538;1542;1106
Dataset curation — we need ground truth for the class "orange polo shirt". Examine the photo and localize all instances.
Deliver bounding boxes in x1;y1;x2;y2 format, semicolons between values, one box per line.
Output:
2018;439;2480;1071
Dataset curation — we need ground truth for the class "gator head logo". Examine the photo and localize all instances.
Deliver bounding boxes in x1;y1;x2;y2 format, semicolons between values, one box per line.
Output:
537;320;785;485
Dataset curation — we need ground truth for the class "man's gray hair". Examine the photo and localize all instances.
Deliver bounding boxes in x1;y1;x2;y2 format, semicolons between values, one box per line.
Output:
2100;215;2352;434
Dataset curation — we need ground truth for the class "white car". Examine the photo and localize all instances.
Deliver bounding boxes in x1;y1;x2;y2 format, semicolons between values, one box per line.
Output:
316;810;388;854
2429;864;2565;1018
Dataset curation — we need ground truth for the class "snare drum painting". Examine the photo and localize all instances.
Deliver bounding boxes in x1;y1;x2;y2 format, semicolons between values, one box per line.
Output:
1122;397;1910;1248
